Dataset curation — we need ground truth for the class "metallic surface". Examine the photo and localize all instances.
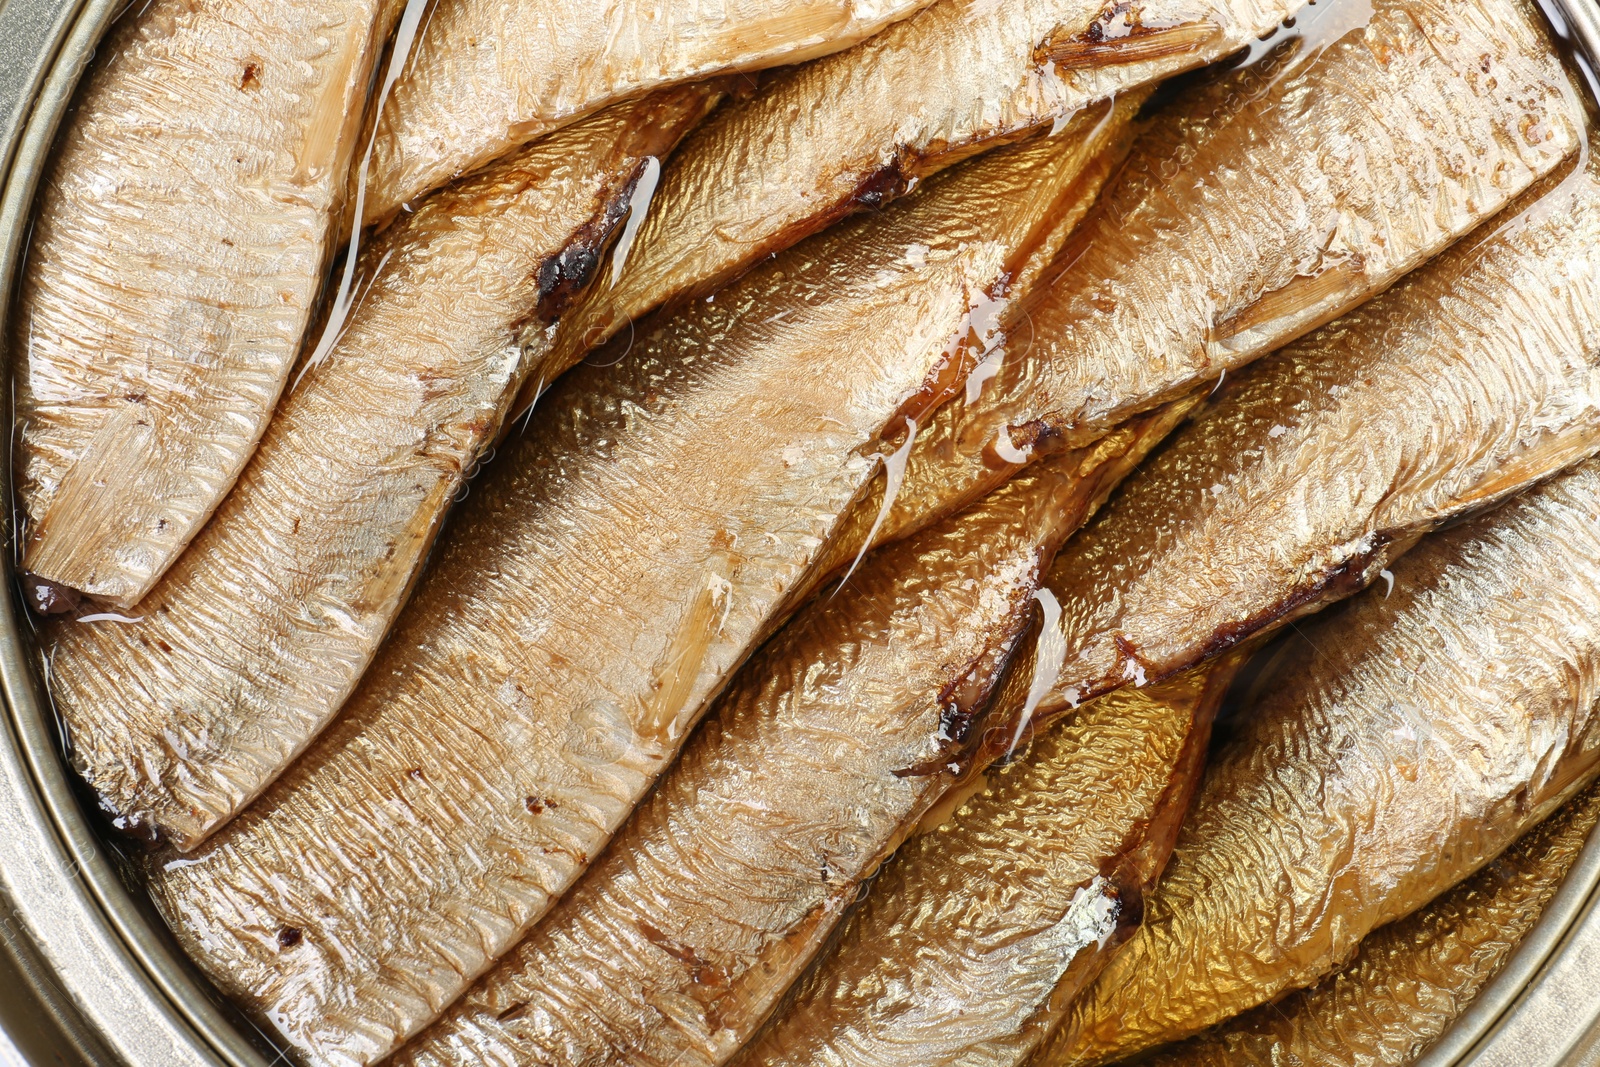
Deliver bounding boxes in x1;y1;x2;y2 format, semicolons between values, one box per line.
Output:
361;0;939;226
872;0;1586;552
535;0;1307;393
1;3;1599;1067
392;404;1188;1067
139;125;1129;1067
41;83;720;854
1051;459;1600;1063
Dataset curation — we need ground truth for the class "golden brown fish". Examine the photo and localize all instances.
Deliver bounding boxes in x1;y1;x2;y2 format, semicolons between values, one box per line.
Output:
41;86;721;852
1020;150;1600;727
361;0;939;226
1141;782;1600;1067
845;0;1587;554
735;659;1236;1067
142;116;1133;1067
533;0;1307;390
14;0;406;609
390;402;1190;1067
1045;458;1600;1064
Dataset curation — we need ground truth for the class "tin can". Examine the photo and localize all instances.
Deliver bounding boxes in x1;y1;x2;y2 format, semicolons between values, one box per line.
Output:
0;0;1597;1062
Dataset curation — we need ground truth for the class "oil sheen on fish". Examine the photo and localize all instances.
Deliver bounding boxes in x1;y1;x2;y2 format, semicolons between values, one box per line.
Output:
739;659;1235;1067
389;403;1188;1067
1044;459;1600;1064
142;122;1131;1067
535;0;1306;388
41;87;720;853
1142;782;1600;1067
13;0;403;609
841;0;1586;555
362;0;938;226
1012;152;1600;730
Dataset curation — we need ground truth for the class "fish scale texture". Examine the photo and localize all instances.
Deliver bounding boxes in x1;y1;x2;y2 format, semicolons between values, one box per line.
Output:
743;666;1225;1067
888;0;1584;551
1035;149;1600;719
143;131;1115;1067
14;0;397;605
44;87;719;852
392;452;1104;1067
547;0;1302;377
1142;782;1600;1066
363;0;936;224
1048;460;1600;1064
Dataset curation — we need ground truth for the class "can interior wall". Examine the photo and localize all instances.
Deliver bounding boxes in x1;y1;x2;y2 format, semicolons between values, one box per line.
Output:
0;0;1598;1064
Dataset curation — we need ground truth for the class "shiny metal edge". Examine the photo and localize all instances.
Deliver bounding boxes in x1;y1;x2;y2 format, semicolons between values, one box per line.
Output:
0;1;274;1064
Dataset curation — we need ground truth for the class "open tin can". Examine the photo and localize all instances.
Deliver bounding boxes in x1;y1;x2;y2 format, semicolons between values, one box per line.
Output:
1;0;1600;1062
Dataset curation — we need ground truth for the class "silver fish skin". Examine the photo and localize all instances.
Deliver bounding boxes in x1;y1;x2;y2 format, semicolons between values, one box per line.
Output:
42;86;722;853
14;0;403;608
739;660;1235;1067
361;0;938;226
534;0;1304;387
1140;782;1600;1067
142;124;1128;1067
1047;457;1600;1063
862;0;1586;552
1028;150;1600;722
390;404;1191;1067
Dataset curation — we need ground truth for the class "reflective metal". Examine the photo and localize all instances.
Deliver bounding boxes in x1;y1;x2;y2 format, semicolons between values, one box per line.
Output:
0;0;1596;1064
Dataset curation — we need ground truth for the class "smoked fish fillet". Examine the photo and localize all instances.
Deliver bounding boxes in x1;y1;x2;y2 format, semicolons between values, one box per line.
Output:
1046;458;1600;1062
738;662;1235;1067
142;115;1133;1067
839;0;1587;556
14;0;405;607
1142;783;1600;1067
361;0;938;226
1031;152;1600;723
44;86;721;851
534;0;1307;388
392;406;1190;1067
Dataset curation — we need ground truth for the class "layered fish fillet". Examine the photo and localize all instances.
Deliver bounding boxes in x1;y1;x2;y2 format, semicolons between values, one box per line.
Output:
14;0;405;607
361;0;939;225
1048;457;1600;1063
141;119;1133;1067
43;86;721;851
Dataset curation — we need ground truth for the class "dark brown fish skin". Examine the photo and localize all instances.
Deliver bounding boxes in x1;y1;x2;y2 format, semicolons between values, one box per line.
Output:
528;0;1305;396
1140;782;1600;1067
13;0;403;608
1023;150;1600;727
855;0;1587;553
1046;459;1600;1064
739;658;1236;1067
39;87;722;853
389;399;1191;1067
141;124;1133;1067
361;0;939;226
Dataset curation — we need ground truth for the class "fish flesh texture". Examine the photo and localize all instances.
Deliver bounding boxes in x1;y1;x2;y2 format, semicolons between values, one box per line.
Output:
1024;150;1600;726
142;120;1131;1067
535;0;1308;391
738;657;1236;1067
361;0;939;227
42;87;721;852
847;0;1587;555
14;0;405;609
1141;782;1600;1067
390;403;1190;1067
1045;457;1600;1063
